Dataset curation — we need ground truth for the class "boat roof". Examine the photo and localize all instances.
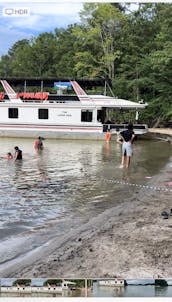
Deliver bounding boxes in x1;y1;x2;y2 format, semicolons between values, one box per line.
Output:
70;81;147;109
0;79;147;109
77;94;147;109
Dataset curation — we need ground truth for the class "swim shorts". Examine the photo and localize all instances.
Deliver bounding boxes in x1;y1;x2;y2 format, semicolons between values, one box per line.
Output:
122;142;132;157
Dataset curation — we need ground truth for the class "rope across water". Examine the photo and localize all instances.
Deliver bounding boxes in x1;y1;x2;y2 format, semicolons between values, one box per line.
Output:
100;178;172;193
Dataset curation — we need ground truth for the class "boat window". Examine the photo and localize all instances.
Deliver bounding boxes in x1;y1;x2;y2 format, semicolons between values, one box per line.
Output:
81;110;93;122
38;108;49;119
8;108;18;119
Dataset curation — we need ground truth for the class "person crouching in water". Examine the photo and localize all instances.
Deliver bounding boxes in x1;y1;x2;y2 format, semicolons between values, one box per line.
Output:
117;124;135;169
14;146;22;160
34;136;44;150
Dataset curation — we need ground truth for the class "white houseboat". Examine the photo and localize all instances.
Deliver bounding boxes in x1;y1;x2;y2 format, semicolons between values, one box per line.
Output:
32;280;76;293
97;278;125;287
0;280;76;294
0;79;148;139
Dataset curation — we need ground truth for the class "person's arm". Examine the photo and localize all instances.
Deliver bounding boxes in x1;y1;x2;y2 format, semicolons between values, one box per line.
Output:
14;150;18;160
130;132;135;143
117;133;123;144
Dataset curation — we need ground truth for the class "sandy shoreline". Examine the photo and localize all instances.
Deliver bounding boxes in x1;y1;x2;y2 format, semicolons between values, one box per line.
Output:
149;128;172;136
1;151;172;279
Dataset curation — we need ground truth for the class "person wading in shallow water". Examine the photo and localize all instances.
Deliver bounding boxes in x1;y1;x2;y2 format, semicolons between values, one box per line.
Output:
34;136;44;150
14;146;22;160
105;130;111;143
117;123;135;169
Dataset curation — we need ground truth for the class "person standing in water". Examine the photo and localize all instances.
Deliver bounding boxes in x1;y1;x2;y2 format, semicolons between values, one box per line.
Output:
14;146;22;160
118;124;135;169
105;129;111;143
34;136;44;150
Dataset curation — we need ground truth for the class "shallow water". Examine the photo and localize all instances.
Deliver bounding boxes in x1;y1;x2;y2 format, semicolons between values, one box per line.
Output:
0;289;85;297
91;284;172;297
1;284;172;297
0;138;171;271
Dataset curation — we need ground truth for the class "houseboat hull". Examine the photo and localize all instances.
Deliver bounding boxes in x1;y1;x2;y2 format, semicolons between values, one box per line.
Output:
0;123;148;140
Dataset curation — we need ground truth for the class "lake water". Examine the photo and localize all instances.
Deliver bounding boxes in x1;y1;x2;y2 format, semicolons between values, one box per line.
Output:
0;138;171;273
1;284;172;297
0;288;85;297
91;283;172;297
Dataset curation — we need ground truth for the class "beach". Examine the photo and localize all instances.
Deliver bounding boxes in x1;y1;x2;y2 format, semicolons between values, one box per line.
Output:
1;149;171;279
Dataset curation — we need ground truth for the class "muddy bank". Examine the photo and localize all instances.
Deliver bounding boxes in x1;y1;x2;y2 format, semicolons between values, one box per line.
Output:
1;154;172;279
145;128;172;144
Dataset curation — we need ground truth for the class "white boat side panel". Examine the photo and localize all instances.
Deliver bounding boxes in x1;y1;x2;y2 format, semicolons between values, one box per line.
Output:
0;107;8;122
0;106;89;125
50;107;81;124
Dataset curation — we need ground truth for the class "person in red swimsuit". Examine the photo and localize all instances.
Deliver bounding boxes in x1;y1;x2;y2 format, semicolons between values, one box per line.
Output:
105;130;111;143
34;136;44;150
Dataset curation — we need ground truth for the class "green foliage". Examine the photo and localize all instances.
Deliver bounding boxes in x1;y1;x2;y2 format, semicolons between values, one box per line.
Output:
12;279;31;286
68;279;85;287
43;279;62;286
155;279;168;286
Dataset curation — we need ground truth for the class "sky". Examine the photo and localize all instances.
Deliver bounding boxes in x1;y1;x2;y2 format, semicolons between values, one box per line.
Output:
0;2;83;57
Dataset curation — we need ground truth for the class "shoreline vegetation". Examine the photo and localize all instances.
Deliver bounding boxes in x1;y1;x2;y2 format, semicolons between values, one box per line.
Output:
0;134;171;279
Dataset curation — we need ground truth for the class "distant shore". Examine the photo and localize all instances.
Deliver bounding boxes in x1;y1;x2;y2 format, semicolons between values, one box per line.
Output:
145;128;172;144
149;128;172;136
1;149;172;279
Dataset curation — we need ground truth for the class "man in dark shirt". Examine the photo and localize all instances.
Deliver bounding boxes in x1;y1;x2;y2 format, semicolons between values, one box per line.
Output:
14;146;22;160
118;124;135;168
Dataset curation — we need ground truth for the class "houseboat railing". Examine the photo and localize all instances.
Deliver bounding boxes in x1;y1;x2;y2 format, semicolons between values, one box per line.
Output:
103;123;148;133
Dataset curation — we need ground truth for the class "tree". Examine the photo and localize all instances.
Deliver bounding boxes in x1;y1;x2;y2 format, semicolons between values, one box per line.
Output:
43;279;62;286
72;3;125;79
12;279;31;286
29;32;58;77
53;26;78;77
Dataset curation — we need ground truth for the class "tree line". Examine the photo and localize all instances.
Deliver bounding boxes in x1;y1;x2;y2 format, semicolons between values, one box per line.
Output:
0;3;171;126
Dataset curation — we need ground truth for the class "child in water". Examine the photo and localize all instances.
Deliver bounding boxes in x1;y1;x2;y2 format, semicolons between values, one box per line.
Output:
105;130;111;143
6;152;13;159
34;136;44;150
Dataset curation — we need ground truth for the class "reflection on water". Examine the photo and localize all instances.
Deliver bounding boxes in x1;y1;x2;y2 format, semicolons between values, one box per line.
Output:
91;283;172;297
0;288;85;297
0;293;60;298
0;138;171;268
1;285;172;297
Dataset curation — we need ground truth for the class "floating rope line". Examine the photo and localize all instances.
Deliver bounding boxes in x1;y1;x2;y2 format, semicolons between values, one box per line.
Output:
101;178;172;193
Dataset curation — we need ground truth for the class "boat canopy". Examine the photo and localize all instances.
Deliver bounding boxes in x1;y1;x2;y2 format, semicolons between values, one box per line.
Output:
0;79;147;110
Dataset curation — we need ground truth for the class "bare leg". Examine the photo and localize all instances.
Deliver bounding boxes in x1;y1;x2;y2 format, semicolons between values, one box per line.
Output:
120;155;125;168
126;156;131;168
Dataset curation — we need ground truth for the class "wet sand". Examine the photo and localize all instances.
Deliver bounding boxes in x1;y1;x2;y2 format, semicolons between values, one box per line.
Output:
1;155;172;279
149;128;172;136
148;128;172;143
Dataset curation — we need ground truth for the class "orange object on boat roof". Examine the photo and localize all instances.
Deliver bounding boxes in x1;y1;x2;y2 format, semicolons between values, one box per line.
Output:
0;92;4;100
17;92;49;100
